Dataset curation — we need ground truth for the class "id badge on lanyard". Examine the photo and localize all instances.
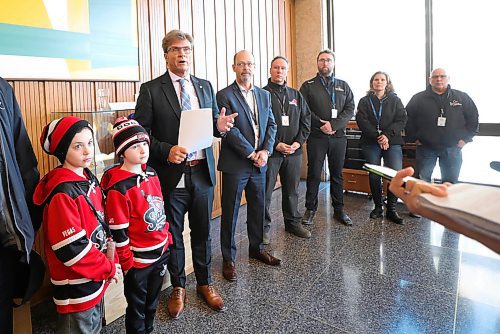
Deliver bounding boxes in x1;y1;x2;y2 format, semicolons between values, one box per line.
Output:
437;117;446;127
437;108;446;127
281;115;290;126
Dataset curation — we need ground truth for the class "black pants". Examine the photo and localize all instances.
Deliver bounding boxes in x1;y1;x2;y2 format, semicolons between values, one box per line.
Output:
0;248;17;334
221;168;266;262
164;163;213;288
124;250;169;334
305;135;347;211
264;154;303;230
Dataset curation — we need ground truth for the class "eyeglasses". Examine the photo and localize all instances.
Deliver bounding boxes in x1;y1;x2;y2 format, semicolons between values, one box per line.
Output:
167;46;192;54
318;58;333;64
236;62;255;68
431;75;448;79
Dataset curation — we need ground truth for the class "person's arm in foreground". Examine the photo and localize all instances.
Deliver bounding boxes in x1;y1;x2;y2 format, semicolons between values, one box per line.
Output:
389;167;449;214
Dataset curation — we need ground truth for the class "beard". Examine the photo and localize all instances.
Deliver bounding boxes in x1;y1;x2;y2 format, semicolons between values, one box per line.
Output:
318;66;332;76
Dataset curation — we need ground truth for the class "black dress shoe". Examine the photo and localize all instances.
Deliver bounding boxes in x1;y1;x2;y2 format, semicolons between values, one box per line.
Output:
302;210;316;225
285;223;311;238
249;250;281;266
386;210;405;225
370;206;384;219
334;211;352;226
222;261;237;281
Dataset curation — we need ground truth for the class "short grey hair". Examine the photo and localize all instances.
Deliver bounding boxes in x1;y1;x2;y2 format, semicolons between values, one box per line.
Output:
162;30;193;53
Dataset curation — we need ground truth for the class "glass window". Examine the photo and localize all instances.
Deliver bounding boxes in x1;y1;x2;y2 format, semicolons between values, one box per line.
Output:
433;0;500;123
333;0;426;106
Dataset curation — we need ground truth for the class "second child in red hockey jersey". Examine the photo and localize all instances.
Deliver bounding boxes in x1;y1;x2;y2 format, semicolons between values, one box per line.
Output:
101;117;172;334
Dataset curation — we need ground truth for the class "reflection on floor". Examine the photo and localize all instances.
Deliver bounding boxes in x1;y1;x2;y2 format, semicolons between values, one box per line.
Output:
32;182;500;333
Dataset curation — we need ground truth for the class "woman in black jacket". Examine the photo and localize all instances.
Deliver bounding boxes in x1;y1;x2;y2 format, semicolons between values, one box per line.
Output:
355;71;407;224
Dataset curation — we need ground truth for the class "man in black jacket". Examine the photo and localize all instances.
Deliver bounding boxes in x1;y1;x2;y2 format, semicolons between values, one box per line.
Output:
0;77;40;333
300;50;355;226
406;68;479;183
263;56;311;243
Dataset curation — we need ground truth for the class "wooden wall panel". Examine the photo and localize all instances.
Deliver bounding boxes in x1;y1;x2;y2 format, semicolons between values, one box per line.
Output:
225;0;236;83
149;0;166;79
272;1;280;58
251;0;262;85
178;0;193;35
138;0;152;82
164;0;180;31
214;0;228;89
242;0;253;51
203;0;218;90
278;0;287;63
285;0;296;88
192;0;207;79
234;0;245;52
259;0;269;86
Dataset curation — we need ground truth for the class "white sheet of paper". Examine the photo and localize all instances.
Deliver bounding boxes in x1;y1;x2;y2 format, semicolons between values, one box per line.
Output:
178;108;213;153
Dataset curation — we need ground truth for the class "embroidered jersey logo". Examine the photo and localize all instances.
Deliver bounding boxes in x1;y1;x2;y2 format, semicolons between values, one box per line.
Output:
450;100;462;107
90;223;107;251
289;98;298;106
62;227;76;238
143;194;167;232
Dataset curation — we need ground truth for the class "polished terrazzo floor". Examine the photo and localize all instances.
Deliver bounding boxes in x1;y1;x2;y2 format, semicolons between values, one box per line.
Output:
32;181;500;333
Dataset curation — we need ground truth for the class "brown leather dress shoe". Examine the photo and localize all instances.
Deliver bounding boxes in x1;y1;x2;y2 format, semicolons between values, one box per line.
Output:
167;287;186;319
197;285;227;312
222;261;237;281
249;250;281;266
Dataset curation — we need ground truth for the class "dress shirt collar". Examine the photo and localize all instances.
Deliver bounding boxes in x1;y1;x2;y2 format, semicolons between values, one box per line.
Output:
168;70;190;83
237;81;254;93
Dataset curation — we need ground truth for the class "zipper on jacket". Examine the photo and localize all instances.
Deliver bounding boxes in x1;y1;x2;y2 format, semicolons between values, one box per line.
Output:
0;139;24;252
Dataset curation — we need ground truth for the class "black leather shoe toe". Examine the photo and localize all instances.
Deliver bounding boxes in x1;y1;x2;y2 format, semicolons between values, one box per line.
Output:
370;206;384;219
334;211;352;226
302;210;316;225
386;211;405;225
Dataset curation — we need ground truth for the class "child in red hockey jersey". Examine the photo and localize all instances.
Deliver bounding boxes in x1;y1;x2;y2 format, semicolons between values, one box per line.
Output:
101;117;172;334
33;116;121;334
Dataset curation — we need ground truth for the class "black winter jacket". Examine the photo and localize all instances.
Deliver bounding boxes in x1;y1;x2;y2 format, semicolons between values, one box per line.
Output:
300;74;355;138
356;92;407;145
263;80;311;157
0;77;40;262
405;85;479;149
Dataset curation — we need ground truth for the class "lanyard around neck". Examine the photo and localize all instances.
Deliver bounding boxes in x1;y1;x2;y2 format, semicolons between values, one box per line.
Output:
320;76;335;108
269;86;287;115
368;95;385;130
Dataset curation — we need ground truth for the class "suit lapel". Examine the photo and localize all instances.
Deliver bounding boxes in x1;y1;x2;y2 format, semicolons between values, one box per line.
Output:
255;88;267;139
232;82;255;130
191;76;205;108
161;72;181;120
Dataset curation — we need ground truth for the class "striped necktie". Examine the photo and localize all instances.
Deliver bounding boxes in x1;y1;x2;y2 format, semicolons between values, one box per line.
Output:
178;78;195;160
178;78;192;111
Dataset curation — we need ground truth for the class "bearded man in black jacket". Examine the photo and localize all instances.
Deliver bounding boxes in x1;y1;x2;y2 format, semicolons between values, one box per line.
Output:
299;50;355;226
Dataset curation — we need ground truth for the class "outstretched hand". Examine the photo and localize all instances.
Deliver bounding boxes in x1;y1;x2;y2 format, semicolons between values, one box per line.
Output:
217;107;238;132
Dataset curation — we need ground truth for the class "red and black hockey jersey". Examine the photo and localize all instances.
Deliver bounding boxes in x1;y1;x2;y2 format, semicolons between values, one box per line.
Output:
101;164;171;272
33;167;116;314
